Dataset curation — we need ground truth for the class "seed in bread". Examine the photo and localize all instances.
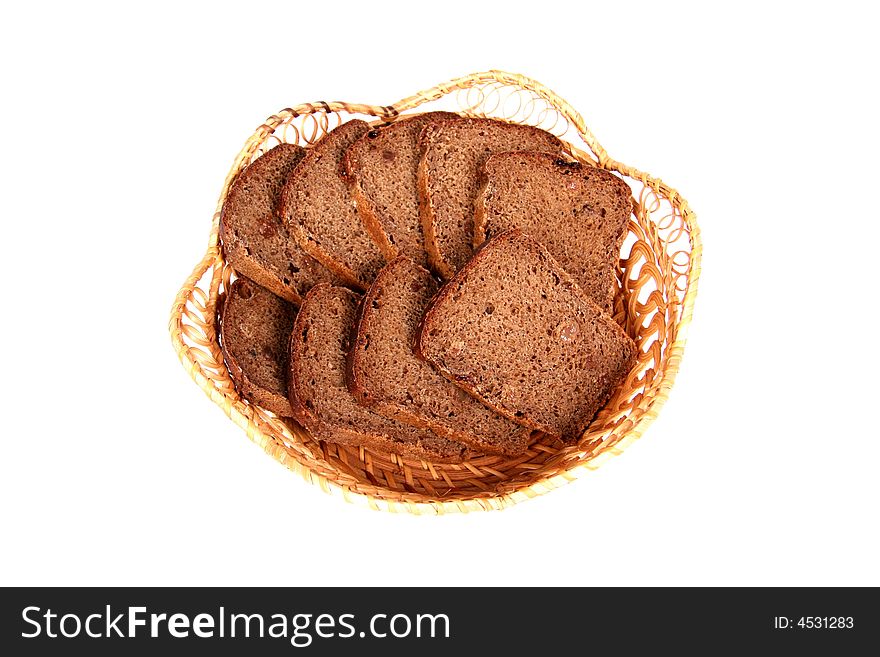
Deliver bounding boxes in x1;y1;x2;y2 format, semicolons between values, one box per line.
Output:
220;277;296;416
288;284;470;463
343;112;459;267
347;256;533;456
474;151;633;313
219;144;341;304
280;120;386;291
418;229;637;441
418;117;563;279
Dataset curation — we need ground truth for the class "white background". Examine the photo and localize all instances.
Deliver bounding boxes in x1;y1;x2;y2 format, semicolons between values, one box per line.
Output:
1;1;877;587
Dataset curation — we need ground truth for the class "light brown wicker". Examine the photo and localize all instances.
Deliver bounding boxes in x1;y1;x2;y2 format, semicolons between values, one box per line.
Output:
169;71;701;514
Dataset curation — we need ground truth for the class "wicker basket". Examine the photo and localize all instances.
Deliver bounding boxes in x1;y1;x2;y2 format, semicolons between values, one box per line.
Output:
169;71;701;514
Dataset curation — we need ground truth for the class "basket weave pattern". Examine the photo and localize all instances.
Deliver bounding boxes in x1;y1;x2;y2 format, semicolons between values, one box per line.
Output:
169;71;701;513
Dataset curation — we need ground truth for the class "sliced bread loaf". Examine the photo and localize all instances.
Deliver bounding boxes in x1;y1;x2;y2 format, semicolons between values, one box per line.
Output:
280;120;386;291
347;257;533;456
343;112;458;267
418;117;564;279
219;144;341;305
288;284;469;463
418;229;637;441
474;152;633;313
220;277;296;416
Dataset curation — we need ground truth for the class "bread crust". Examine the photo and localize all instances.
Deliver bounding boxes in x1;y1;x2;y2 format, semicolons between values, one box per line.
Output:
288;284;468;463
347;176;398;262
471;169;493;252
417;117;565;280
417;229;637;440
220;253;300;306
344;112;459;267
280;120;383;291
286;285;325;432
416;132;451;280
473;151;634;313
220;278;295;417
346;257;531;456
220;143;338;305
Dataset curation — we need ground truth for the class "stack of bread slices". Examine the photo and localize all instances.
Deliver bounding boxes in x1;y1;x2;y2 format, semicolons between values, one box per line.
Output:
219;113;637;463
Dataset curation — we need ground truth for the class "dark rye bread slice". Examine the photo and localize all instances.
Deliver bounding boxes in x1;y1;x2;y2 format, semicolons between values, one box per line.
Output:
288;284;469;463
220;277;296;416
219;143;341;305
474;152;634;313
418;117;564;279
418;229;637;441
347;257;532;456
280;120;385;291
343;112;459;267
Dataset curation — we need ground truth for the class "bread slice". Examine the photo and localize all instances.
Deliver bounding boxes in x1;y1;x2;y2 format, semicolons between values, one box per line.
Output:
474;152;633;313
288;284;469;463
343;112;458;267
418;117;564;279
280;120;386;291
220;277;296;416
219;143;341;305
418;229;637;441
347;257;533;456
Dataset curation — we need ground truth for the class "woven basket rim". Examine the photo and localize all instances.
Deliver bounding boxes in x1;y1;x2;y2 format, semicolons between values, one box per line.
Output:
169;70;701;514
